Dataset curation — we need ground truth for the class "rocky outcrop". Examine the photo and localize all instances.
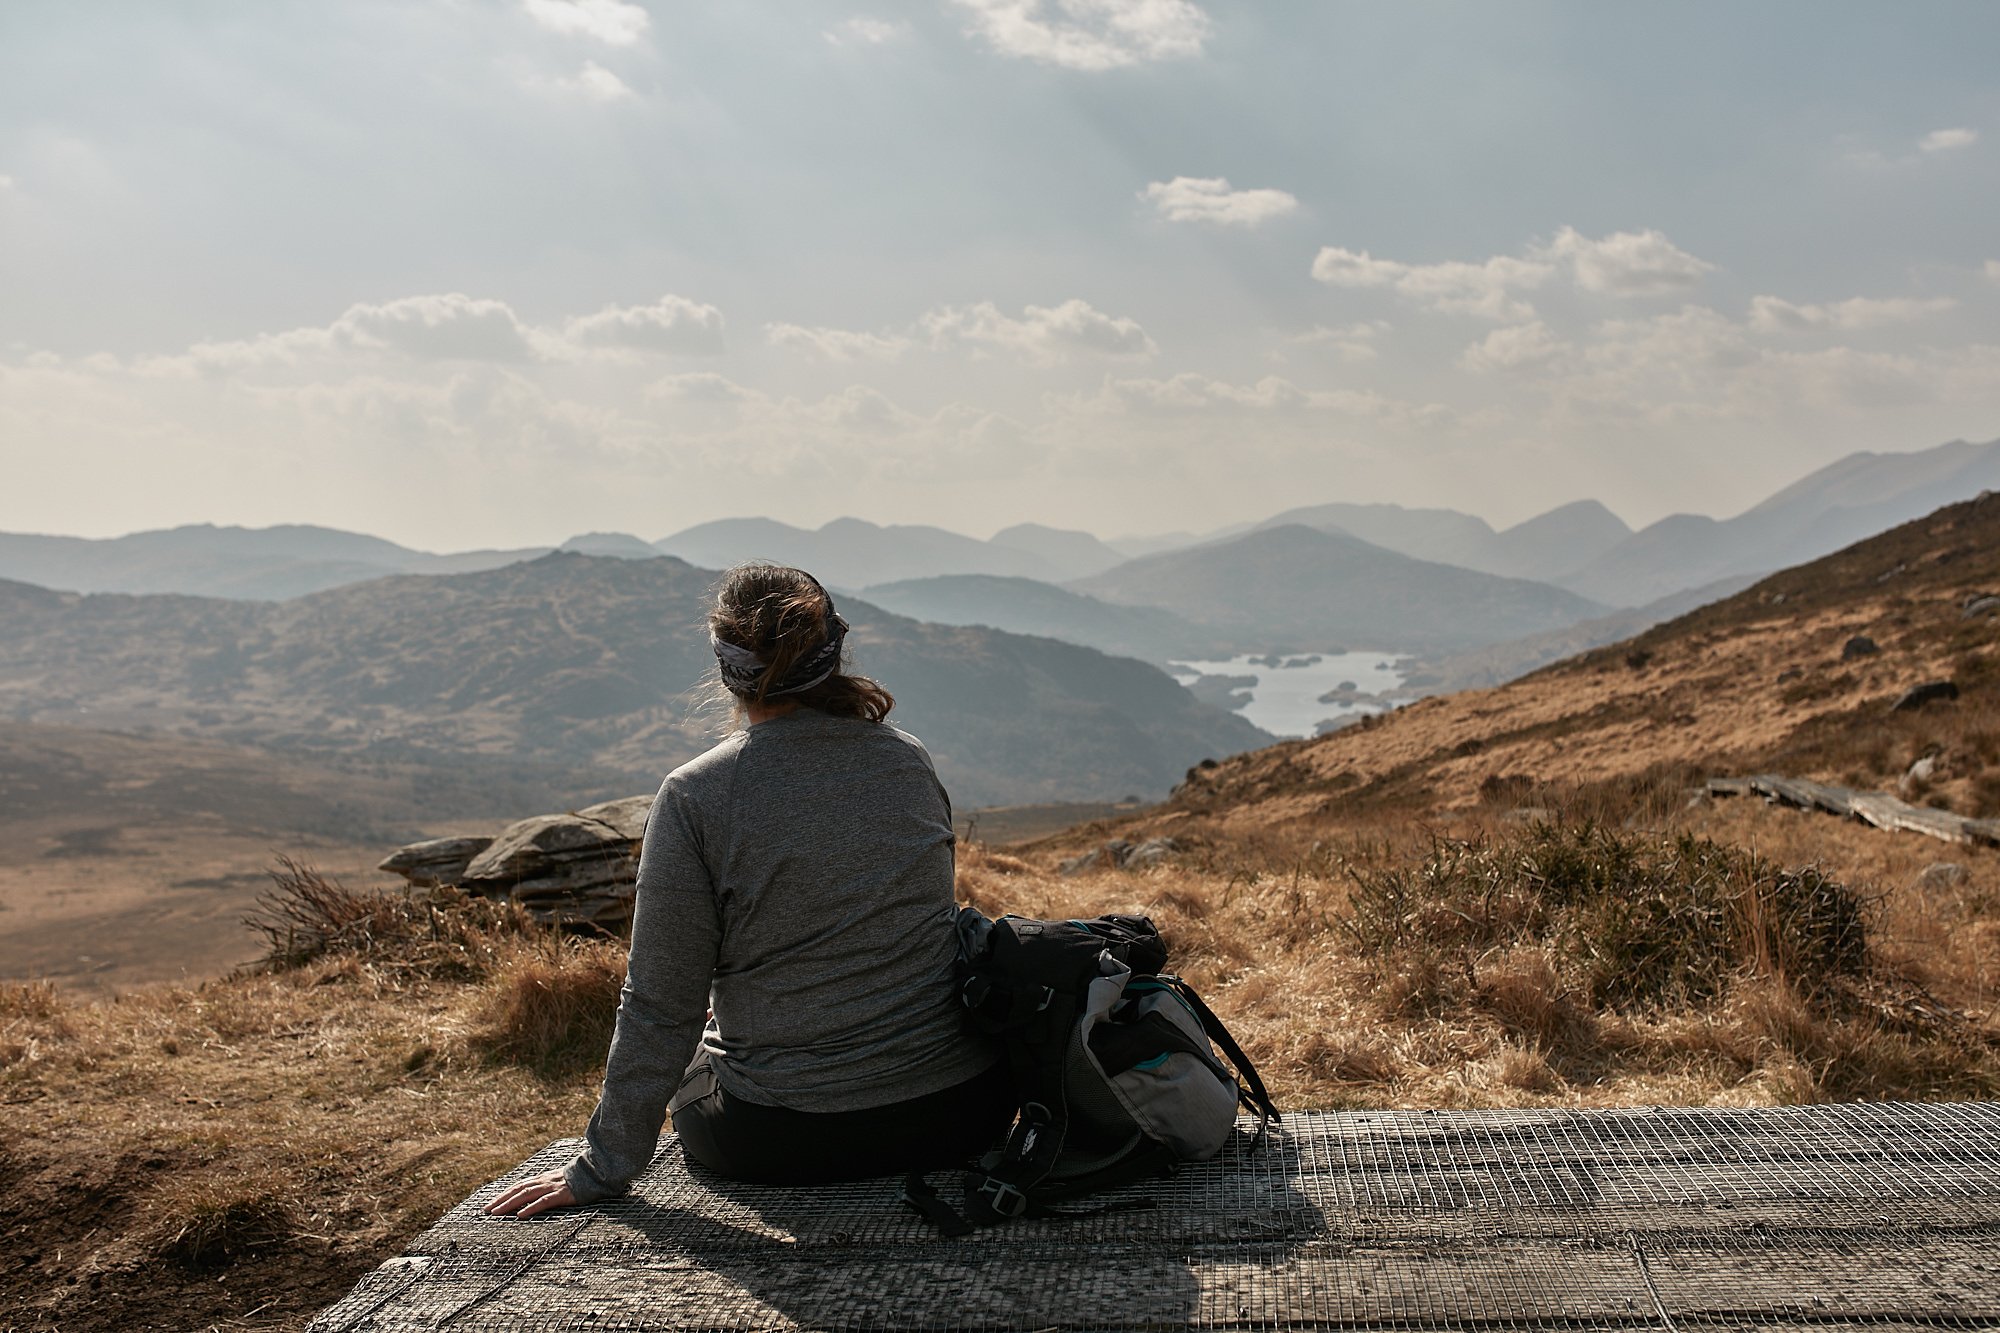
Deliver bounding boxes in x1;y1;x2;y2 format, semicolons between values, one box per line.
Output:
376;836;494;887
1058;836;1184;875
379;794;653;927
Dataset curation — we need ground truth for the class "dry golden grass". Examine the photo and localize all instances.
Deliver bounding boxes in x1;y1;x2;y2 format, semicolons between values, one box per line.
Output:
3;788;1996;1329
0;888;606;1331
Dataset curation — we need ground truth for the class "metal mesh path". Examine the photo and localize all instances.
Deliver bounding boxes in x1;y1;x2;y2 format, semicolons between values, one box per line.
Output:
310;1102;2000;1331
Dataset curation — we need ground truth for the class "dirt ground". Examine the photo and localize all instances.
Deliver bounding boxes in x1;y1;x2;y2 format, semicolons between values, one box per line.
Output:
0;723;509;996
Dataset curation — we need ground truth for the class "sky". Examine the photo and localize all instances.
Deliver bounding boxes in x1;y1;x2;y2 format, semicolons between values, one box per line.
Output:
2;1;1998;552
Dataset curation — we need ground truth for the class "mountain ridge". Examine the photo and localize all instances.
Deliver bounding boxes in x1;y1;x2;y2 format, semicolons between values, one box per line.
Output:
0;553;1270;808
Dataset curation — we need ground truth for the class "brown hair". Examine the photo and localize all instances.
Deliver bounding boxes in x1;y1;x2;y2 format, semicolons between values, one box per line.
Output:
705;563;894;722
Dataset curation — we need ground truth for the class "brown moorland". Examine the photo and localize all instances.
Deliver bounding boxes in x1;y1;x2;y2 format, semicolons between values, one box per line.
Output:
3;495;1997;1329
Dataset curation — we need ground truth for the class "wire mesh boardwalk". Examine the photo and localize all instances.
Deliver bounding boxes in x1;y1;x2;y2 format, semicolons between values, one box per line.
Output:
311;1102;2000;1331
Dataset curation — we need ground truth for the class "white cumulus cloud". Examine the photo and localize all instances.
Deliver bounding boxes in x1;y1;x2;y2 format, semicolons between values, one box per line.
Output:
922;299;1155;361
1537;227;1714;297
1460;321;1569;374
825;17;909;46
1311;246;1553;321
522;0;649;45
1748;295;1958;334
1920;127;1979;155
765;323;912;361
565;295;726;355
952;0;1210;71
1141;176;1298;227
330;294;559;362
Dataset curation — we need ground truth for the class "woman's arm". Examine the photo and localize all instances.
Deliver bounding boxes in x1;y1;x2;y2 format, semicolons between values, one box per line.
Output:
556;780;722;1205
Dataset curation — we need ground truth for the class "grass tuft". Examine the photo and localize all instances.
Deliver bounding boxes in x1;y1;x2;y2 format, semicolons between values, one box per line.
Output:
1338;821;1868;1011
243;856;526;980
145;1177;304;1271
470;934;627;1078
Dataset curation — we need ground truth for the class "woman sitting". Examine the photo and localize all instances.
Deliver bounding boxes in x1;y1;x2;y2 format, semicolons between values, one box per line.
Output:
489;563;1009;1217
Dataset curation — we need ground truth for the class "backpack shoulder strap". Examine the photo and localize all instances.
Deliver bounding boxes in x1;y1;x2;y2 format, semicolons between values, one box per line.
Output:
1159;975;1282;1134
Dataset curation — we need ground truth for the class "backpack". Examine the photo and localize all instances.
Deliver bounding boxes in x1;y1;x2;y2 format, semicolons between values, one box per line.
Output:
902;908;1280;1234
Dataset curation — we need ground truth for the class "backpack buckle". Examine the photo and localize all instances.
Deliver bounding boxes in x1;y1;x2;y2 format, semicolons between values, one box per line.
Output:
975;1177;1030;1219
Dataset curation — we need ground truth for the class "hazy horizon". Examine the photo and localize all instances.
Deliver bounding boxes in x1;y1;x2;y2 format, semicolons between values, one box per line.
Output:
4;2;1998;551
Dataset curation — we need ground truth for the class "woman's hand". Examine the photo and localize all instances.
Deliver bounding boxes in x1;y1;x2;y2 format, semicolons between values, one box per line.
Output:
484;1169;578;1219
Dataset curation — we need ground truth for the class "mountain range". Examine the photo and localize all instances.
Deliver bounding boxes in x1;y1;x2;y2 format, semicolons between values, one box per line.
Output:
4;435;1997;735
1070;524;1609;654
0;554;1268;808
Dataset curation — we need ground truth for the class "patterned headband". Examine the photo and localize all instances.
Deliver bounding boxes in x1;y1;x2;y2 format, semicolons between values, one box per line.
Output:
711;610;849;699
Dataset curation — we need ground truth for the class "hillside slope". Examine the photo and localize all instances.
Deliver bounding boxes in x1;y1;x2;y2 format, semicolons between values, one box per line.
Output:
1167;492;2000;827
0;555;1270;807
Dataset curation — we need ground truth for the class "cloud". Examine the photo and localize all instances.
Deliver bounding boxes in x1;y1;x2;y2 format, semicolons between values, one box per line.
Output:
1459;321;1569;374
1068;372;1451;426
522;0;649;45
566;61;633;101
325;294;559;362
1536;227;1714;297
1286;322;1386;362
1920;127;1979;155
1141;176;1298;227
1748;294;1958;334
642;373;1038;480
825;17;909;46
765;323;912;361
565;295;726;354
1311;227;1713;318
1986;260;2000;283
0;175;13;191
139;293;723;376
951;0;1210;71
1311;246;1553;321
922;299;1155;361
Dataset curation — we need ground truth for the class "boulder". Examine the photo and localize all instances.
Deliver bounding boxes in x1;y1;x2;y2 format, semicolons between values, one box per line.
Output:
1962;594;2000;620
1058;836;1183;875
575;793;654;841
461;801;652;890
1890;680;1959;713
376;835;494;887
1841;635;1879;660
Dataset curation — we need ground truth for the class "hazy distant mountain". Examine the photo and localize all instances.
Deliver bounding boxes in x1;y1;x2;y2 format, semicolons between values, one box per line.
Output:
0;523;546;600
987;523;1127;579
1256;502;1498;569
1253;499;1634;583
652;516;1063;589
1484;500;1633;582
1556;436;2000;606
0;555;1269;807
1071;525;1608;653
557;532;659;559
1104;525;1251;560
860;575;1220;664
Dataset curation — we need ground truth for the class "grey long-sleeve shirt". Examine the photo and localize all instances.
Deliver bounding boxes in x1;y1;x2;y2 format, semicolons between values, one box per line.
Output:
563;709;995;1202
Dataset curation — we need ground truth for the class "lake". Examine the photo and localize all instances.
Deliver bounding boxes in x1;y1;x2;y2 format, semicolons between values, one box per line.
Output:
1169;650;1407;739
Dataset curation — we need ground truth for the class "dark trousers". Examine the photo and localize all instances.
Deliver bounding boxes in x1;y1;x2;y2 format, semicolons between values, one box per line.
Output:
668;1053;1016;1185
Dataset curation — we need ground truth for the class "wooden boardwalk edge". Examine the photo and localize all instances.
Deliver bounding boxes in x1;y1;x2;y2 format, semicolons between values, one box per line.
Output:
1708;773;2000;848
